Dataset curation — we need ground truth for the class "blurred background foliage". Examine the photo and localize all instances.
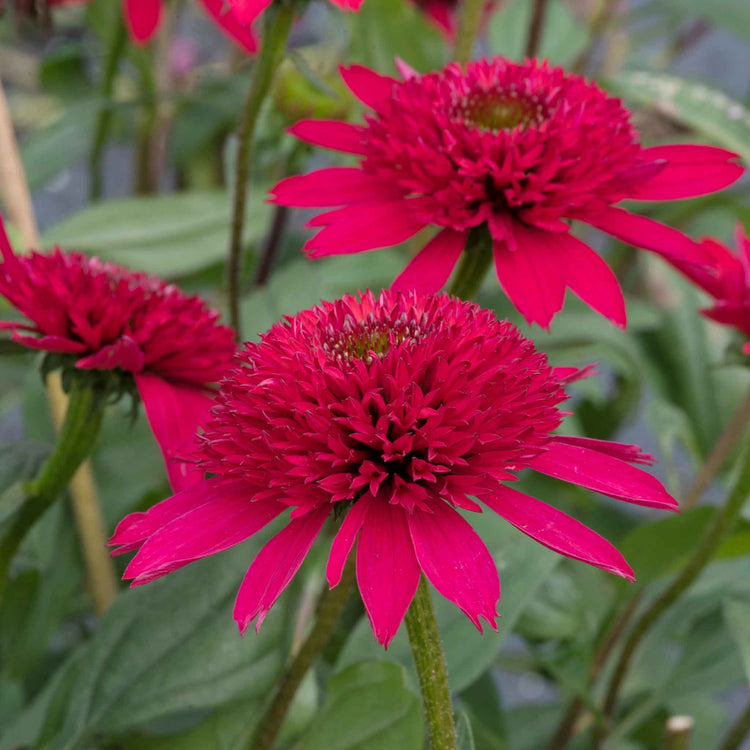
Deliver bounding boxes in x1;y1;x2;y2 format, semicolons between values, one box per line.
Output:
0;0;748;748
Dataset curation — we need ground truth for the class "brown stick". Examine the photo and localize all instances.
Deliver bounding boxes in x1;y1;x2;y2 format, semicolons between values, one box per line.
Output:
525;0;550;59
0;76;118;615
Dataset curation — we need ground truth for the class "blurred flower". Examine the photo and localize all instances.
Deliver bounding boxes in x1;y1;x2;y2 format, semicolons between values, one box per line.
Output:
111;290;676;646
666;225;750;354
0;217;237;491
408;0;498;38
229;0;364;27
272;58;743;329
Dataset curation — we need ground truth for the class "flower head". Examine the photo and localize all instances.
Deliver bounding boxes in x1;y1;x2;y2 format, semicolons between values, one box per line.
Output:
112;290;676;646
272;57;743;329
0;217;237;490
666;225;750;354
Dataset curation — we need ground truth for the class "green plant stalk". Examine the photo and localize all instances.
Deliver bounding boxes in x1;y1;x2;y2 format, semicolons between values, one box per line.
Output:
525;0;550;58
90;12;128;201
0;378;107;601
448;229;493;300
226;1;296;339
405;576;457;750
599;434;750;736
454;0;485;64
251;556;357;750
718;699;750;750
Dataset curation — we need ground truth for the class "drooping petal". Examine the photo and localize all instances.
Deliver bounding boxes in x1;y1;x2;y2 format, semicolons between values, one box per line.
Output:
328;0;365;9
305;202;427;258
11;332;87;354
391;228;467;294
76;335;144;372
339;65;398;109
326;495;372;587
288;120;367;155
198;0;258;55
357;500;420;647
552;435;655;465
227;0;272;25
492;225;566;329
135;373;214;491
408;500;499;631
481;484;634;581
125;493;284;585
630;145;743;201
529;440;678;510
110;477;245;553
551;232;627;328
271;168;403;208
122;0;162;44
234;505;331;633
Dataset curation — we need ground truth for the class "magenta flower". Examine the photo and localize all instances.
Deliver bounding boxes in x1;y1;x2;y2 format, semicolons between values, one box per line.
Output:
408;0;498;38
228;0;364;26
0;217;236;491
666;225;750;354
271;58;743;329
111;290;676;647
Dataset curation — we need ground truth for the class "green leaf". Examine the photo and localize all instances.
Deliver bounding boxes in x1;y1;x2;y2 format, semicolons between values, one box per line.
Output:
661;0;750;41
299;661;423;750
455;710;476;750
606;72;750;163
337;517;559;692
46;540;288;747
723;598;750;682
0;440;51;496
488;0;589;65
41;191;271;279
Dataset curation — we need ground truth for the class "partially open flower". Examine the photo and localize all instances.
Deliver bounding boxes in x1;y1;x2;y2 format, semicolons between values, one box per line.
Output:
112;290;676;646
272;57;743;329
0;217;236;490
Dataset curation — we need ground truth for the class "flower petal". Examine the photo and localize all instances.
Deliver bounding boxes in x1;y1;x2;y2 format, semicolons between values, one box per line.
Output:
529;440;678;510
11;332;86;354
326;495;372;587
408;500;499;631
552;435;655;465
630;145;743;201
234;505;330;633
481;484;634;581
135;373;214;492
76;335;144;371
228;0;272;25
391;228;467;294
339;65;398;109
357;500;420;647
288;120;367;155
198;0;258;54
122;0;162;44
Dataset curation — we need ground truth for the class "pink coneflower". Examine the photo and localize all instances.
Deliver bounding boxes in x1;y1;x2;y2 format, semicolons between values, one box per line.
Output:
228;0;364;26
111;290;676;646
0;217;236;491
271;58;743;329
667;225;750;354
408;0;498;38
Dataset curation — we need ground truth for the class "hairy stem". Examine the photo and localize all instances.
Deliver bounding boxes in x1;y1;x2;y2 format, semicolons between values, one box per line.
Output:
599;432;750;737
251;557;357;750
525;0;550;58
227;2;295;338
454;0;485;65
0;379;107;602
405;576;456;750
255;205;289;287
448;229;493;300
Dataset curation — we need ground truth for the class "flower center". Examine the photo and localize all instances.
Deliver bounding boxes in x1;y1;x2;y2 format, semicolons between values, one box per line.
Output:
322;313;425;364
454;90;546;132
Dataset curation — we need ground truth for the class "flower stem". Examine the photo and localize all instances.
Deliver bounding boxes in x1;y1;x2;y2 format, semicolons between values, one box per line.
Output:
251;556;357;750
0;377;108;602
525;0;550;58
227;1;295;339
599;430;750;738
448;228;493;300
454;0;485;65
718;700;750;750
405;576;457;750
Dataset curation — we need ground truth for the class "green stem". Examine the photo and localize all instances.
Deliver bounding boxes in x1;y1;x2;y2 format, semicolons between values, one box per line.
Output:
448;228;493;300
718;700;750;750
251;557;357;750
599;432;750;737
454;0;485;65
405;576;456;750
0;378;107;601
226;1;296;339
90;12;128;201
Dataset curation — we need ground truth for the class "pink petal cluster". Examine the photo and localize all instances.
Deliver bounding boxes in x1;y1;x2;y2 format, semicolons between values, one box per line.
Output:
272;57;743;329
408;0;498;38
228;0;364;26
111;290;676;647
667;225;750;354
0;217;237;490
